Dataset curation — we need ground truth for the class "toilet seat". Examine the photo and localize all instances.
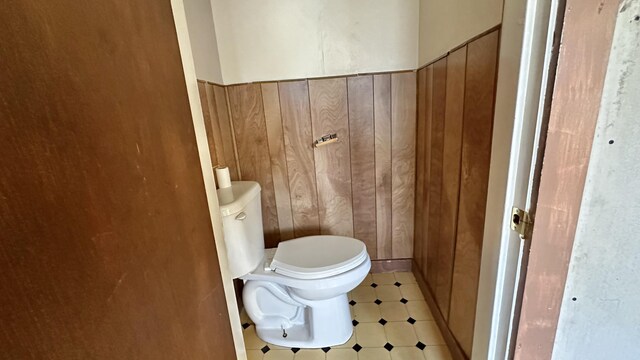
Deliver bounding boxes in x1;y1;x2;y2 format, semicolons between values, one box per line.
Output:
270;236;368;280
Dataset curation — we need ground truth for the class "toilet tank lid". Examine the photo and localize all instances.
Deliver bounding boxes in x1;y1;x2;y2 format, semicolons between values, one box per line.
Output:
217;181;261;216
271;236;369;280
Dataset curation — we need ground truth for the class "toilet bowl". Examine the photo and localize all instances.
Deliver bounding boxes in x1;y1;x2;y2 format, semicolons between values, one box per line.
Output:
217;181;371;348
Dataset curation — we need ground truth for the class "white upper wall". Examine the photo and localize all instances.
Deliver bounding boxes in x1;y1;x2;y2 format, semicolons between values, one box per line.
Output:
210;0;419;84
418;0;503;66
183;0;223;83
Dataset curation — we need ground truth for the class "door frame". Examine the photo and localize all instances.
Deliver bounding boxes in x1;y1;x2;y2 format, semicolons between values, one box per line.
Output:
512;0;620;358
171;1;248;359
471;0;564;358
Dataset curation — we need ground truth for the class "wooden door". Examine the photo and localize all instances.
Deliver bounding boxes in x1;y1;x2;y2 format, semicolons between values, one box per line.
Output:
0;1;235;358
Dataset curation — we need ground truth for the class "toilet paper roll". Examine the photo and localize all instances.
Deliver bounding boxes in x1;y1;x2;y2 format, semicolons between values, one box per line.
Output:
215;166;232;189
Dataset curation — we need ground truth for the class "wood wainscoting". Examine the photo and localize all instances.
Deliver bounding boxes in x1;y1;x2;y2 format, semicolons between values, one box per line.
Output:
197;72;417;260
413;28;501;358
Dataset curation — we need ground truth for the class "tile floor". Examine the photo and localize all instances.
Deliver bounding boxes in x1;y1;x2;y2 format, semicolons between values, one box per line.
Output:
241;272;453;360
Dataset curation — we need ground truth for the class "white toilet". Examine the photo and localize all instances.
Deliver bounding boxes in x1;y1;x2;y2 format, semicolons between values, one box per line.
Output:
217;181;371;348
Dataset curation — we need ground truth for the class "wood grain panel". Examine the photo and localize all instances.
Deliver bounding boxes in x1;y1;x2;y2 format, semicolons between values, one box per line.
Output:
391;72;417;258
213;85;241;180
308;78;354;237
0;1;234;357
374;74;393;260
414;68;428;272
449;30;499;357
205;84;229;169
421;66;434;278
197;81;219;165
278;80;321;237
348;76;377;256
436;46;466;319
227;84;280;246
426;59;447;291
261;83;295;240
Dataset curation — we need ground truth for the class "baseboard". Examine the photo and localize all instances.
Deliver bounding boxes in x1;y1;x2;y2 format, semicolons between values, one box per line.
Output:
370;258;412;273
412;260;467;360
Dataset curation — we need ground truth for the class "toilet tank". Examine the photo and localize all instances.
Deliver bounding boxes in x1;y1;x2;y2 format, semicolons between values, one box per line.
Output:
217;181;265;278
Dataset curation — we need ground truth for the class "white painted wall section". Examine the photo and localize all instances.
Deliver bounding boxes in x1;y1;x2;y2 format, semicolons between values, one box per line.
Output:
183;0;224;83
171;1;246;358
418;0;504;66
210;0;419;84
553;2;640;358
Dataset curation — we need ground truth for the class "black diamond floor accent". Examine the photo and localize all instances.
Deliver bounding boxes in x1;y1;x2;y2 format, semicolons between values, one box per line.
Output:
407;317;416;324
241;322;250;329
261;345;270;354
378;318;388;326
394;281;402;287
291;348;300;353
371;282;378;288
352;344;362;352
349;300;357;306
384;343;394;351
321;347;331;353
352;319;359;326
400;298;408;304
416;341;426;350
374;299;382;305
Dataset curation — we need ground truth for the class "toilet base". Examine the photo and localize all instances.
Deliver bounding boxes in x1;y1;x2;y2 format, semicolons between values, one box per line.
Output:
253;293;353;348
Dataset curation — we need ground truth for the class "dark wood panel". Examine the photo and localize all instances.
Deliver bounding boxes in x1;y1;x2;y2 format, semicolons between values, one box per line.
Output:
426;59;447;291
0;1;234;358
436;46;466;319
278;80;321;237
421;65;434;278
227;84;281;246
205;83;230;169
374;74;393;260
197;81;220;165
261;82;295;241
391;72;417;259
308;78;354;237
414;68;428;273
348;76;377;258
212;85;241;180
449;30;499;357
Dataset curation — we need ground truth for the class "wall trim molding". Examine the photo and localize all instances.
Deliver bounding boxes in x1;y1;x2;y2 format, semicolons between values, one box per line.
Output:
413;260;467;360
417;24;502;71
370;259;412;273
198;70;417;87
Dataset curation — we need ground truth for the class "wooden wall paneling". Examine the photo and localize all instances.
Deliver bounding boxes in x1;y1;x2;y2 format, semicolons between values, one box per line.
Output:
436;46;467;319
347;76;377;257
426;59;447;291
374;74;393;259
308;78;354;236
197;81;219;165
390;72;417;258
261;83;295;240
212;85;241;180
0;1;235;357
414;68;428;271
448;30;500;357
205;84;230;169
227;84;280;246
278;80;321;237
421;66;434;277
